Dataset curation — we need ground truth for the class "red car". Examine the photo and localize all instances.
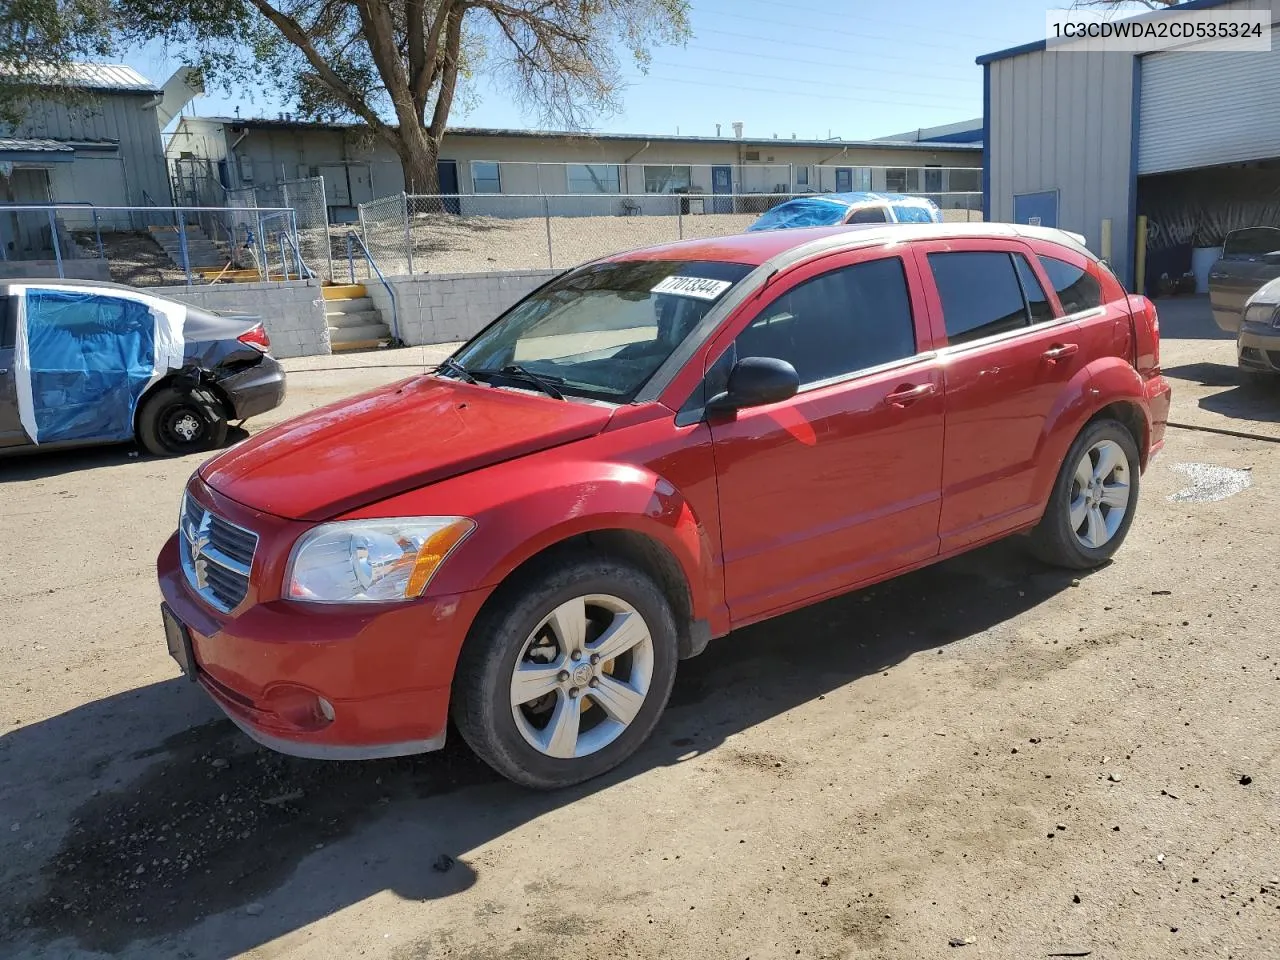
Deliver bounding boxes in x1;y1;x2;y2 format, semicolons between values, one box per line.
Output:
157;223;1170;789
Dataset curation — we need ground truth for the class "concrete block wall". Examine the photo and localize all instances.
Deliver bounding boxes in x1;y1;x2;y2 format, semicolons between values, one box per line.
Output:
367;269;560;345
151;279;332;358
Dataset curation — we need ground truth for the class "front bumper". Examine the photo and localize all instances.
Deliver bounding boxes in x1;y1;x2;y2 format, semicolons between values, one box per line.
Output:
1238;320;1280;374
217;354;287;422
156;518;490;760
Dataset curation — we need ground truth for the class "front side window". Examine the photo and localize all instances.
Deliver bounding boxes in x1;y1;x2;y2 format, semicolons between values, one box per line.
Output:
567;164;621;194
928;251;1029;345
450;259;752;402
472;161;501;193
1038;255;1103;314
846;206;889;224
732;257;917;387
643;165;692;194
1222;227;1280;259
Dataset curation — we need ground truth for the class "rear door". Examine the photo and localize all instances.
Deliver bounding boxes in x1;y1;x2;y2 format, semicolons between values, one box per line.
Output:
705;250;945;623
0;292;29;448
912;240;1088;552
1209;228;1280;332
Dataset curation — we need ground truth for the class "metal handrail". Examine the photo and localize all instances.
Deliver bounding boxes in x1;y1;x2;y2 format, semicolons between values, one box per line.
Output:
345;230;402;346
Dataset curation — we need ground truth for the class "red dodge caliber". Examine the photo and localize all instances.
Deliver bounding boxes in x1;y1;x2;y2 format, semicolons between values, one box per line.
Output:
158;223;1171;789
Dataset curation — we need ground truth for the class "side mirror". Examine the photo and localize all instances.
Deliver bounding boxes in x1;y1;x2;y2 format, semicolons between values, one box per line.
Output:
706;356;800;414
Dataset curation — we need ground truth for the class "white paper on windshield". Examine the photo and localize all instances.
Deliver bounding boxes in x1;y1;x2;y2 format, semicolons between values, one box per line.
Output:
651;275;733;300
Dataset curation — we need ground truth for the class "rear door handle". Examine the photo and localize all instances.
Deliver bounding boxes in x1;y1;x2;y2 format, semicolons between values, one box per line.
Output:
884;383;937;407
1042;343;1079;361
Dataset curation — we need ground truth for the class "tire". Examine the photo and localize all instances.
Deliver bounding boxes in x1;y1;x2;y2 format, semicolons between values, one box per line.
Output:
136;386;229;457
452;554;679;790
1028;418;1141;570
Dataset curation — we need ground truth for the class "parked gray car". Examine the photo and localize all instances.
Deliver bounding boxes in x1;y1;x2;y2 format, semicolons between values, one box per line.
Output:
1236;275;1280;382
1209;226;1280;333
0;279;285;458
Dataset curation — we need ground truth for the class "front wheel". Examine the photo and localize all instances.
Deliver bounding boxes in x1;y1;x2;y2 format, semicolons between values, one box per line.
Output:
1028;418;1141;570
451;555;679;790
136;386;229;457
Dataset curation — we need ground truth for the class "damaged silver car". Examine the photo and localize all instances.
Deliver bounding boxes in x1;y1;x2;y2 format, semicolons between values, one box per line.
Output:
0;279;285;458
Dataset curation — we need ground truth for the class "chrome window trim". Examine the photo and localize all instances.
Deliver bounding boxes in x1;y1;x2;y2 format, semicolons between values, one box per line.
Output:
793;350;938;396
936;305;1107;357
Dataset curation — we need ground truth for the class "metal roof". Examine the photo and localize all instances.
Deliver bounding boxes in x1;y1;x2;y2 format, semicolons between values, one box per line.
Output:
198;116;982;151
976;0;1242;65
0;137;73;153
9;62;160;93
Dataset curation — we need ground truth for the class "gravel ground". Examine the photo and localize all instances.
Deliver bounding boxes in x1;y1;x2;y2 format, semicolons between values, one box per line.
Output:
1;297;1277;960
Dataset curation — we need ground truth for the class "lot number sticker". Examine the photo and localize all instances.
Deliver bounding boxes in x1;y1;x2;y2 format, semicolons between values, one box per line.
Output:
652;276;733;300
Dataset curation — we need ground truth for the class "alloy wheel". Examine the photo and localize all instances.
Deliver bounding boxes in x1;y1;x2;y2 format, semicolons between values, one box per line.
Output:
1069;438;1131;549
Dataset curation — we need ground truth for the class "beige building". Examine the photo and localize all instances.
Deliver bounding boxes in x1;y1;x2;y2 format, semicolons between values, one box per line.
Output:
166;117;983;222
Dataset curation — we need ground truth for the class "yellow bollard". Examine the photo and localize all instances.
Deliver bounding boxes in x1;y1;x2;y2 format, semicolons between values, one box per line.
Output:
1135;215;1148;296
1101;218;1113;263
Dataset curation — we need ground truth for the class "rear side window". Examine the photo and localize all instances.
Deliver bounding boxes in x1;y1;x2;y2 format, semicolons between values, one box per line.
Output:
735;256;916;386
928;251;1028;345
847;206;889;224
1013;255;1055;324
1039;256;1103;314
1222;227;1280;259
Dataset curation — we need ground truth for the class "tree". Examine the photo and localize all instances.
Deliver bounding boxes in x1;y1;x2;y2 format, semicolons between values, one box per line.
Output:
0;0;114;127
116;0;691;192
1070;0;1180;10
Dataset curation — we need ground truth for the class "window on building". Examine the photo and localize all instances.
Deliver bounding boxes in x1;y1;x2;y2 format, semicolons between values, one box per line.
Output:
924;165;942;193
734;257;917;386
885;168;920;192
928;251;1029;345
567;164;621;194
796;166;809;187
1014;254;1055;324
643;165;693;193
472;161;502;193
853;168;872;191
948;168;981;192
1038;256;1103;315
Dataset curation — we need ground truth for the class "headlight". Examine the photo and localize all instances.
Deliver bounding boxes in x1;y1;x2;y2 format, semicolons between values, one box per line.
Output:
285;517;475;603
1243;302;1280;328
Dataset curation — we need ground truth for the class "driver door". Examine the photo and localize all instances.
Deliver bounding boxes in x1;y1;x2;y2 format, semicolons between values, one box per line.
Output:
703;251;945;625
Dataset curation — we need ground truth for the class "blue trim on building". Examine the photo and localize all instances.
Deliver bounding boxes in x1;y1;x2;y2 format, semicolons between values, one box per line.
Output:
981;64;991;221
1126;55;1143;293
976;0;1243;66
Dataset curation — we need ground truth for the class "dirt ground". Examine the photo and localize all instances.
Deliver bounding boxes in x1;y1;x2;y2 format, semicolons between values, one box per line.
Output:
1;297;1278;960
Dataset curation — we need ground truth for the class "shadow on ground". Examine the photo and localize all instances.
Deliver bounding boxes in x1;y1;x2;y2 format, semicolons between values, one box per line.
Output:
1162;361;1280;424
0;539;1085;957
0;429;252;483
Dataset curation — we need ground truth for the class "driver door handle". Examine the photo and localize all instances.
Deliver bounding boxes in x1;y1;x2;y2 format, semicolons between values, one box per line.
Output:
884;383;937;407
1042;343;1079;361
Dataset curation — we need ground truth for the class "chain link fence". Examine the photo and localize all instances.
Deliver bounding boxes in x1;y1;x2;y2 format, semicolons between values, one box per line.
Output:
353;191;983;277
245;176;333;281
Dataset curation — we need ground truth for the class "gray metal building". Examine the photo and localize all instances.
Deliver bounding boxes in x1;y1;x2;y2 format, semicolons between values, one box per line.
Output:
979;0;1280;292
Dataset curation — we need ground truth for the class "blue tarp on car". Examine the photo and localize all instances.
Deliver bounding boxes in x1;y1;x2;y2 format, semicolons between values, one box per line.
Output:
13;286;186;444
746;192;943;231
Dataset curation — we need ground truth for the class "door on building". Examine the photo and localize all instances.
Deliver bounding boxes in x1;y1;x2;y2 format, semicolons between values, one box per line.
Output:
1013;191;1059;228
924;165;943;197
437;160;460;214
711;165;733;214
835;167;853;192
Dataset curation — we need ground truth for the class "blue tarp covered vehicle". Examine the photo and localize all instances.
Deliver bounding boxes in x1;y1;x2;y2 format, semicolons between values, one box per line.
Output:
746;192;943;232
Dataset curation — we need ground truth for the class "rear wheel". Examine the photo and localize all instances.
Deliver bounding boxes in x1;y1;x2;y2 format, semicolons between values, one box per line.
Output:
1028;418;1140;570
136;386;228;457
452;555;679;790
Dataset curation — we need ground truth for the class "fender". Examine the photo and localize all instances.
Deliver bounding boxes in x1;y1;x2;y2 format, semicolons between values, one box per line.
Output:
1029;357;1151;509
349;457;728;637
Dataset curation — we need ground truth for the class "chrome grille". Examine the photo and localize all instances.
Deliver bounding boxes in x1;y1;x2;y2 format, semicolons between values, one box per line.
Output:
179;494;259;613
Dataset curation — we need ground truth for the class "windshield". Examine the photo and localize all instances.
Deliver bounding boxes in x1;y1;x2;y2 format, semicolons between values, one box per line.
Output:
448;259;754;402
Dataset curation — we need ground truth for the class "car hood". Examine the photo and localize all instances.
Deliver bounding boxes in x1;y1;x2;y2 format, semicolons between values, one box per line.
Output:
200;376;615;521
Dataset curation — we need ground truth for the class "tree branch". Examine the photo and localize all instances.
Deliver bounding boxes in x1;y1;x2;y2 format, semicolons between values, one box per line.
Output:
428;3;465;140
414;0;460;112
244;0;393;141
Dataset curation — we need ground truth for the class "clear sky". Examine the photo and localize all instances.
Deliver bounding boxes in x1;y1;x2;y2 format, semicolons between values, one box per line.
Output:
120;0;1132;140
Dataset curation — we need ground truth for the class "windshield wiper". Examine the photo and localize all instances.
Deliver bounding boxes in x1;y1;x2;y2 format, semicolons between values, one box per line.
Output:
471;363;565;400
436;357;477;383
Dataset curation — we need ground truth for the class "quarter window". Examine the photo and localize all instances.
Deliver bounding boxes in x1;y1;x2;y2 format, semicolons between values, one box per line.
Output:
928;251;1029;345
733;257;917;387
1013;254;1055;324
471;161;501;193
1038;256;1103;314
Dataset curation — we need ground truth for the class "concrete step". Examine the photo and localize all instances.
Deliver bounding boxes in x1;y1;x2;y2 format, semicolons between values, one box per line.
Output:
331;338;390;353
323;283;367;301
329;322;391;343
327;309;382;328
323;296;377;315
